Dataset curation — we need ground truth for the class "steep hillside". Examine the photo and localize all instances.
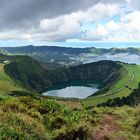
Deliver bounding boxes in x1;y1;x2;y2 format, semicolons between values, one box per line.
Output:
67;60;122;84
4;56;53;92
0;55;30;99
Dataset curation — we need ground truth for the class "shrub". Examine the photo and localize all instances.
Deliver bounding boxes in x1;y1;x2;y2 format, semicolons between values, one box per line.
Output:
0;128;24;140
2;101;27;113
62;108;80;124
27;108;42;120
0;112;48;140
41;99;62;113
50;116;67;129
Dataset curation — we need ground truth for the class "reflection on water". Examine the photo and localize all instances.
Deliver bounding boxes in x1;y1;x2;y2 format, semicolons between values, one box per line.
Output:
42;80;103;99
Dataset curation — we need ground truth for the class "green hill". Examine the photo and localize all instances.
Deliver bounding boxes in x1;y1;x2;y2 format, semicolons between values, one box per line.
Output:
0;55;37;100
4;56;53;92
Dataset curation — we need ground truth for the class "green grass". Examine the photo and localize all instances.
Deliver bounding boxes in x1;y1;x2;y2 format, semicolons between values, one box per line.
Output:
0;97;85;140
82;63;140;108
0;96;140;140
93;106;140;140
0;63;29;98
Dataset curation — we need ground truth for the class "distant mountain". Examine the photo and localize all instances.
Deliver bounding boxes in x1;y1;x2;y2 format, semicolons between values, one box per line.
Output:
2;45;140;65
2;45;91;64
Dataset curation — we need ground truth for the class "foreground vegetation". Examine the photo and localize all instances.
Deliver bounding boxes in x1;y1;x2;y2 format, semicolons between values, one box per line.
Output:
0;96;140;140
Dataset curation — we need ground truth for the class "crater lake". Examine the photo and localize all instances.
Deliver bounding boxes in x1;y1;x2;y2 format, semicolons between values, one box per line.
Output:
42;80;104;99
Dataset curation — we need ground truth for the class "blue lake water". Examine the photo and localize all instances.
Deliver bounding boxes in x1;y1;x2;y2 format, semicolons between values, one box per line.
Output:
42;80;103;99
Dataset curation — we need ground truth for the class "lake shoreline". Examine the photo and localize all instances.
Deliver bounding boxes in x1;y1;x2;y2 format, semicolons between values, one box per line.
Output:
42;80;104;99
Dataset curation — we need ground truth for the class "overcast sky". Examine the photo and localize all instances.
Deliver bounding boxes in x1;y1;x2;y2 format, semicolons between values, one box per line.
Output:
0;0;140;47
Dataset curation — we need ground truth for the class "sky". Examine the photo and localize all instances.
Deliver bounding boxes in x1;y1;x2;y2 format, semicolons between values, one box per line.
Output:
0;0;140;47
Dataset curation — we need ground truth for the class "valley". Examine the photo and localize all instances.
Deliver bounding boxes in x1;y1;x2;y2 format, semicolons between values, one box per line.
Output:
0;54;140;139
0;54;140;108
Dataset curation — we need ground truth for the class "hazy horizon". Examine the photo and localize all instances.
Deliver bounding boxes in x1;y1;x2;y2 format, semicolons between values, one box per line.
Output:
0;41;140;49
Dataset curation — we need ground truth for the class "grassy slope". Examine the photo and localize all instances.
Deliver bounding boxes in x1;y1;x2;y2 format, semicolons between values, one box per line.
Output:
4;56;54;92
0;96;140;140
82;63;140;108
0;63;31;99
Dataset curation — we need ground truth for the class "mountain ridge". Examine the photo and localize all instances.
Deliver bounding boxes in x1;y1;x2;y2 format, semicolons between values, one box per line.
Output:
2;45;140;65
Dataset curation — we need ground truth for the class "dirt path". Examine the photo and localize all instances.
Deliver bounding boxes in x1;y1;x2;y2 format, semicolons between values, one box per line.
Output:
95;114;126;140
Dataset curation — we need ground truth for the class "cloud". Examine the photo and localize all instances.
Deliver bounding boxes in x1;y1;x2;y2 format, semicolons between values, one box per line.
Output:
0;0;126;30
36;3;120;41
126;0;140;10
0;2;121;41
0;0;92;30
83;10;140;41
0;0;139;42
0;0;124;30
106;21;120;31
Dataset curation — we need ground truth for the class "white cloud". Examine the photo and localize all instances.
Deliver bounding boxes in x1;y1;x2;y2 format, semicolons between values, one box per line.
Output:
97;24;108;36
106;20;120;31
0;31;32;41
0;1;140;42
83;10;140;41
38;14;81;41
86;3;120;21
126;0;140;10
37;3;120;41
40;19;61;32
121;11;140;31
